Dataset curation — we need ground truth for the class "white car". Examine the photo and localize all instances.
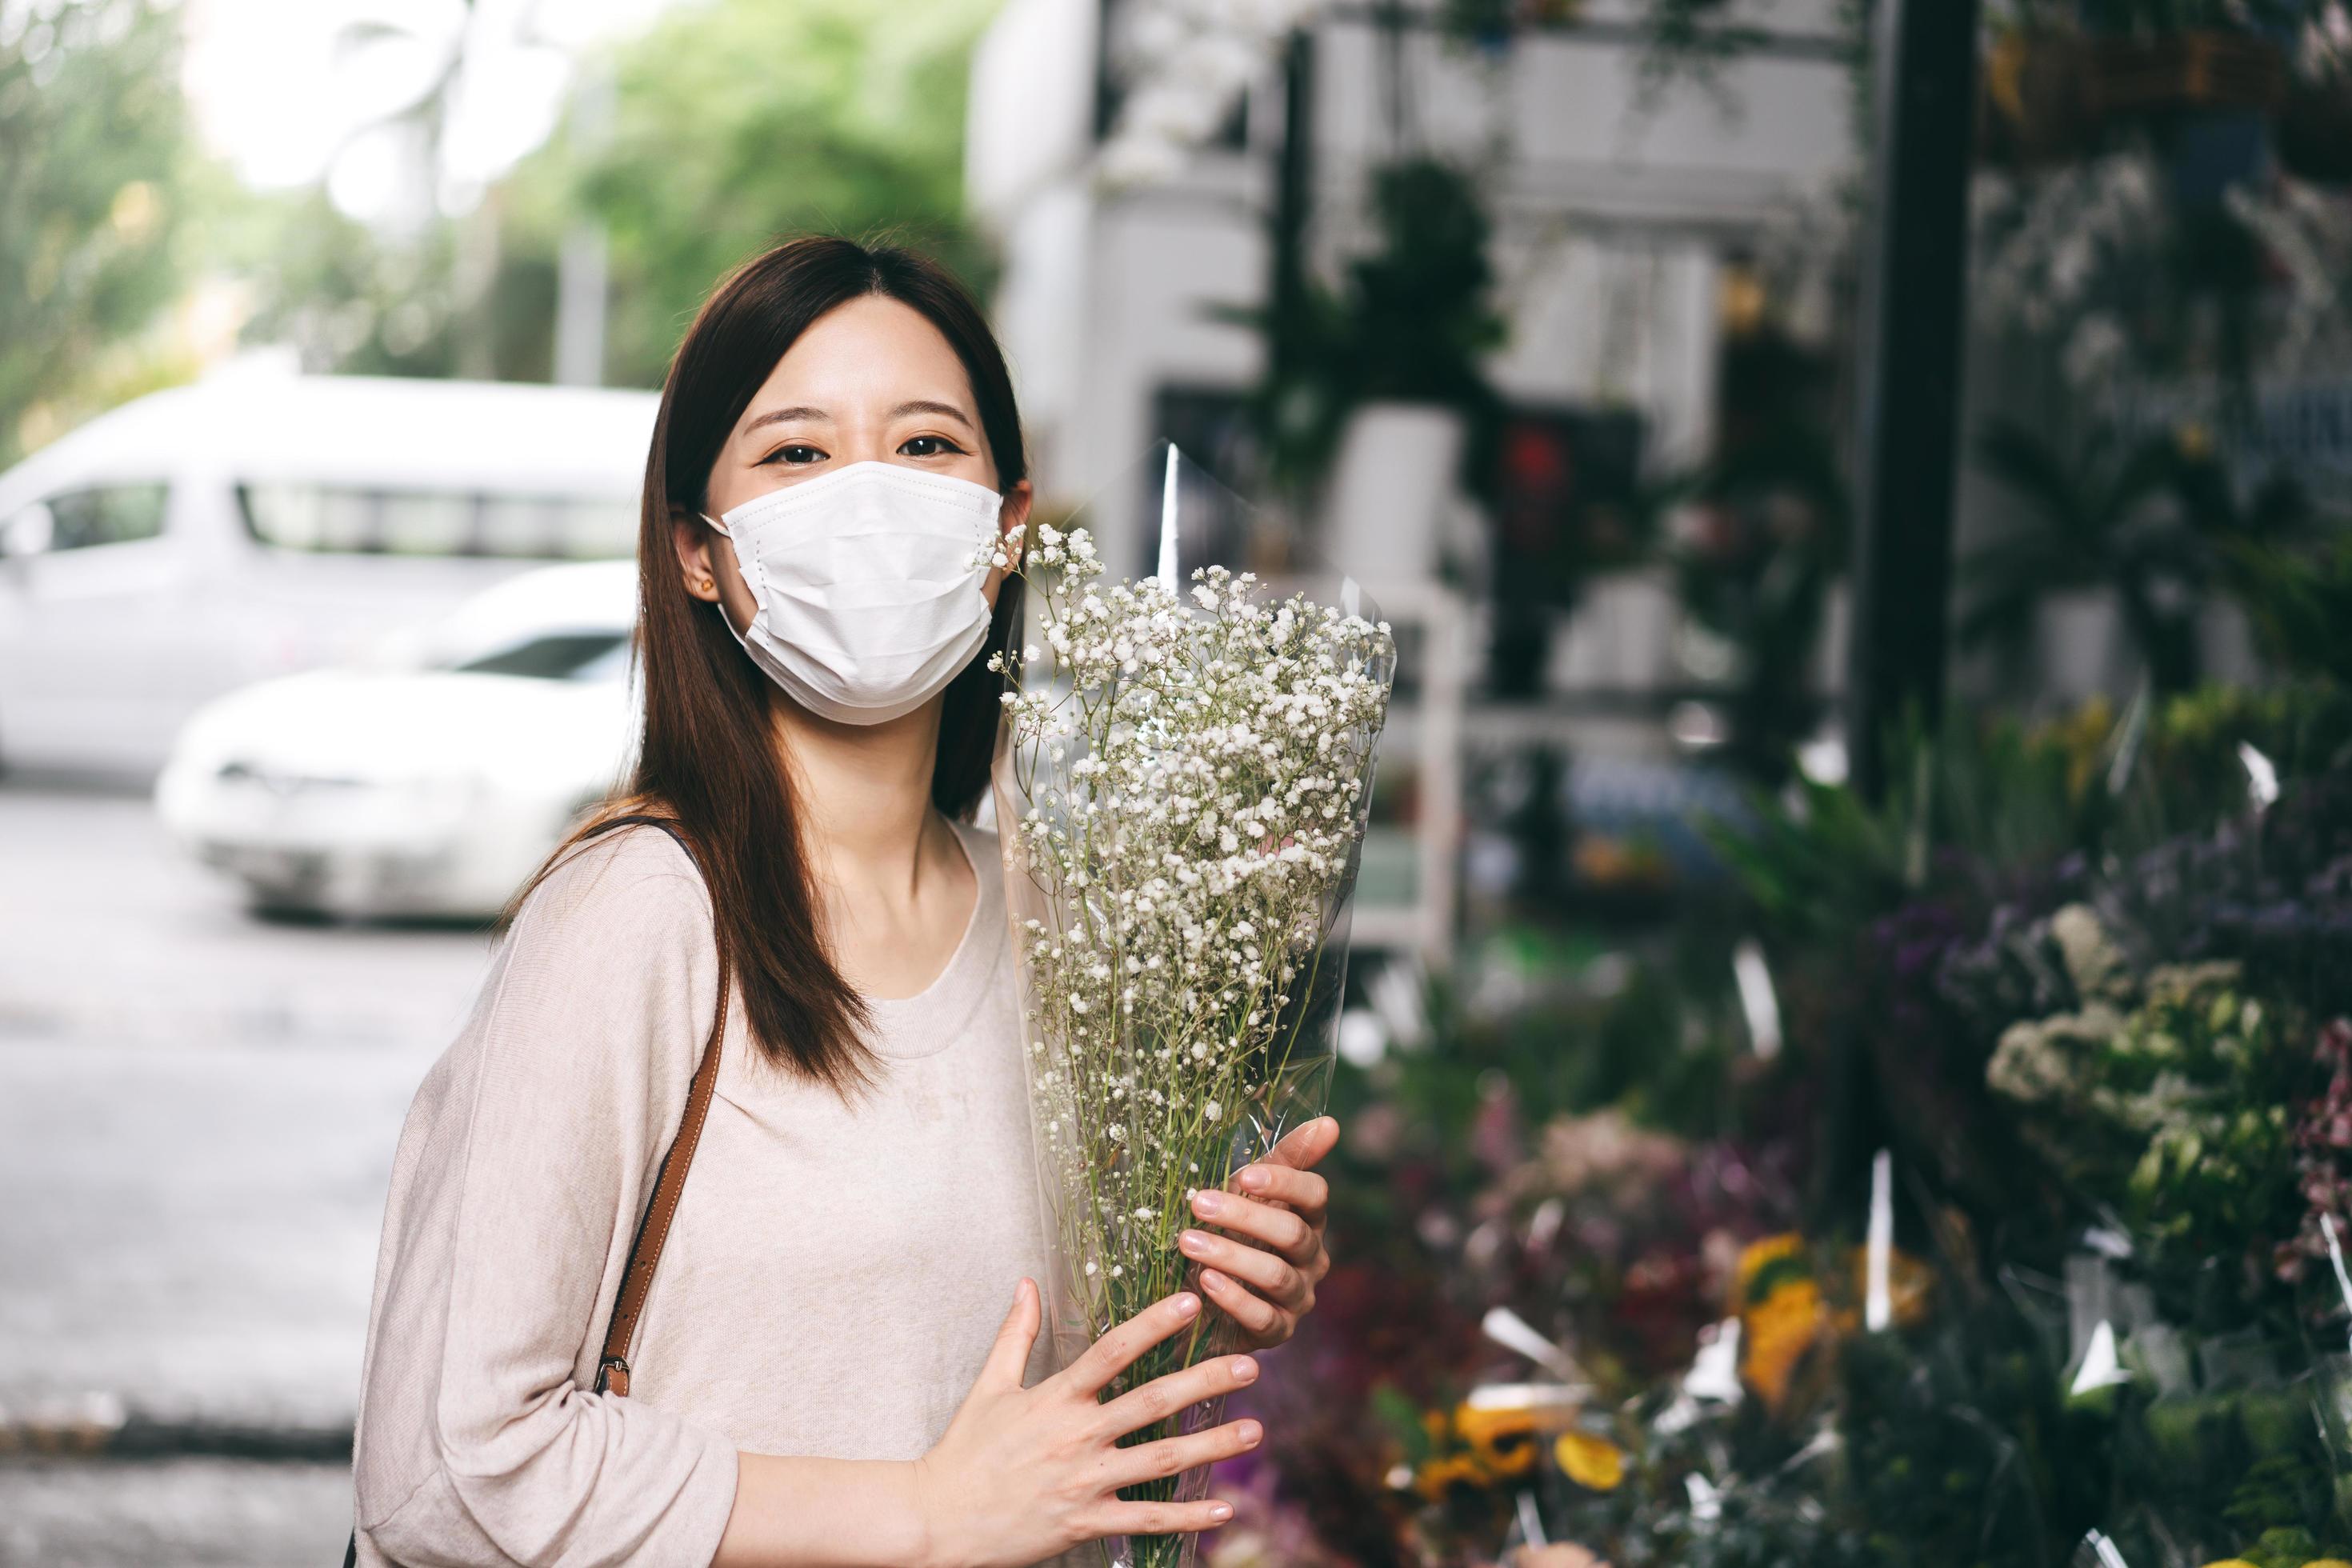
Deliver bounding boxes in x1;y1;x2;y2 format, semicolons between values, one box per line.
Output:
155;561;640;920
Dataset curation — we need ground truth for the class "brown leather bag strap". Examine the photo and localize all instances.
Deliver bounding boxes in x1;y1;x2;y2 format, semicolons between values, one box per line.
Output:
580;814;730;1399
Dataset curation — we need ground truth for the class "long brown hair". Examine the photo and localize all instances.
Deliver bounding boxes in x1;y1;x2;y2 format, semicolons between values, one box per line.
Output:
527;235;1026;1092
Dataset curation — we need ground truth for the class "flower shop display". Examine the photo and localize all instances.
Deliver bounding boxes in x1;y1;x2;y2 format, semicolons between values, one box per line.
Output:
992;447;1396;1567
1191;678;2352;1567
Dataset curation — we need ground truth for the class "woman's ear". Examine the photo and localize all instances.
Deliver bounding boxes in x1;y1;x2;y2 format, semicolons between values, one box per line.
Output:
997;480;1034;565
670;505;723;604
982;481;1034;607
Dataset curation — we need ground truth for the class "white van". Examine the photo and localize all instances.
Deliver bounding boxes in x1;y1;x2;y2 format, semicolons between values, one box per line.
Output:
0;366;657;776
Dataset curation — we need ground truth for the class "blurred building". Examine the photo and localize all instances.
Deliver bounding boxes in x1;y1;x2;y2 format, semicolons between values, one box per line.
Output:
966;0;1849;592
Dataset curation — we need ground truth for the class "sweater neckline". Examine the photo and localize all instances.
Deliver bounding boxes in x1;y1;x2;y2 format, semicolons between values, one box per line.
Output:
858;819;1005;1061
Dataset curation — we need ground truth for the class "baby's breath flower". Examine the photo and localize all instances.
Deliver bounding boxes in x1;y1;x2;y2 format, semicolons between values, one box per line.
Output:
996;522;1391;1433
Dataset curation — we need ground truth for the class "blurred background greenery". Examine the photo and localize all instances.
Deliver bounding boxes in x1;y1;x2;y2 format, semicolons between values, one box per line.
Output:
0;0;994;465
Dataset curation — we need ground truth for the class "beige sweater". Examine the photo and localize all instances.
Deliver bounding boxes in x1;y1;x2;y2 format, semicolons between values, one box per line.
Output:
351;820;1077;1568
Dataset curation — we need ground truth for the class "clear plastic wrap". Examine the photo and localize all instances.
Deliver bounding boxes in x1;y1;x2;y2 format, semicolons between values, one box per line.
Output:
990;444;1396;1567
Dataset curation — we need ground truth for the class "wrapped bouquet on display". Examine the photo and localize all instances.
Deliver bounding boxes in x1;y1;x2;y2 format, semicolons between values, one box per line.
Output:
990;446;1397;1568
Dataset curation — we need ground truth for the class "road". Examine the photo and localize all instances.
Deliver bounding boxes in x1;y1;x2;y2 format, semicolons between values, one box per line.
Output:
0;780;495;1566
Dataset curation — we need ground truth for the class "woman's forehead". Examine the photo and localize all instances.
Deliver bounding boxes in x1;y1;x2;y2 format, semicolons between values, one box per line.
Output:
745;296;976;425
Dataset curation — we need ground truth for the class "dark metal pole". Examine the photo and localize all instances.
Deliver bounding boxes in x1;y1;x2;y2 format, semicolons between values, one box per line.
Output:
1268;29;1316;395
1844;0;1981;801
1092;0;1120;139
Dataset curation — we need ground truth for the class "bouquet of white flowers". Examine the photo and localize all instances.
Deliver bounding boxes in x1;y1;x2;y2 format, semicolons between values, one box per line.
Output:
990;448;1394;1568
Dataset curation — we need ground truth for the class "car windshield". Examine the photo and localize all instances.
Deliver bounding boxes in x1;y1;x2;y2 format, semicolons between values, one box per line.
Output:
449;630;630;682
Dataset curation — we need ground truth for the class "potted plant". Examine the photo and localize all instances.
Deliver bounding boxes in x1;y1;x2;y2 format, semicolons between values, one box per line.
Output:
1959;418;2315;699
1979;4;2299;173
1982;26;2104;166
1226;156;1507;586
2082;27;2288;119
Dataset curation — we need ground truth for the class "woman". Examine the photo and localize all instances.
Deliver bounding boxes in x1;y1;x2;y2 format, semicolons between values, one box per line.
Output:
349;237;1339;1568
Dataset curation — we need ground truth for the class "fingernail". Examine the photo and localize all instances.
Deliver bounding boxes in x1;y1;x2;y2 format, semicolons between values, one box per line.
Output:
1239;1166;1268;1190
1200;1268;1226;1290
1238;1421;1262;1446
1210;1502;1233;1521
1233;1356;1258;1383
1194;1191;1223;1214
1175;1293;1199;1317
1180;1230;1207;1253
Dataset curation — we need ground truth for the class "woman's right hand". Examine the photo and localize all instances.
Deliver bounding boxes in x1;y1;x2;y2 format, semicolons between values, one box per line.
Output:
910;1278;1262;1568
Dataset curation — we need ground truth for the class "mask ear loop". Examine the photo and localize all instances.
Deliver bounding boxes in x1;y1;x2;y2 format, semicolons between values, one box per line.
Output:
693;512;748;635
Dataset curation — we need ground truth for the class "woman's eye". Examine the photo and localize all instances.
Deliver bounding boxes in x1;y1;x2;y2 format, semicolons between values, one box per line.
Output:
899;434;965;458
762;444;826;466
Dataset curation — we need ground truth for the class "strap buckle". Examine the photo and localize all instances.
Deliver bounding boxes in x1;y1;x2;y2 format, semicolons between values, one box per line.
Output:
594;1355;631;1396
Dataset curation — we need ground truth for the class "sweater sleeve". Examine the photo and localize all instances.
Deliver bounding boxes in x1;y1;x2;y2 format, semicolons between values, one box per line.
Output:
354;830;740;1568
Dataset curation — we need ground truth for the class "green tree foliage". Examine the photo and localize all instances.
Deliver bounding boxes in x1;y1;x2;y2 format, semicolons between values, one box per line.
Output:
0;0;190;464
2229;534;2352;690
201;178;467;379
526;0;1000;390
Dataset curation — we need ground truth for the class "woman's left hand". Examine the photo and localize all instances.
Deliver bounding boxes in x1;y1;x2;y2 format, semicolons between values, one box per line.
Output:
1178;1115;1338;1350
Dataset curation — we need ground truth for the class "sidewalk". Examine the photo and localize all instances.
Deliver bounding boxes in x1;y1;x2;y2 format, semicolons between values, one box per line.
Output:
0;784;490;1565
0;1457;353;1568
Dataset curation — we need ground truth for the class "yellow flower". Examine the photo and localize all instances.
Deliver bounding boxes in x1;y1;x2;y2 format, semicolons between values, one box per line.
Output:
1740;1278;1824;1411
1412;1452;1485;1503
1733;1233;1806;1303
1454;1403;1541;1479
1409;1402;1547;1501
1554;1431;1626;1491
2300;1560;2352;1568
2196;1561;2258;1568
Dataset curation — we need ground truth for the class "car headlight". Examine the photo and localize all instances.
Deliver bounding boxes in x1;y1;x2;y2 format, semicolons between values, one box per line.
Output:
212;760;370;798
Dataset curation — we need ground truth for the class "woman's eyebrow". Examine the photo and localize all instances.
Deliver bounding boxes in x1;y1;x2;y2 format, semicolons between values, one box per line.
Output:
740;400;975;436
890;398;976;432
742;404;830;434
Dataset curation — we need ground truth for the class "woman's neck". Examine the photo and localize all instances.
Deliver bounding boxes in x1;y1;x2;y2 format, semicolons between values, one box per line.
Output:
767;690;978;999
768;691;950;906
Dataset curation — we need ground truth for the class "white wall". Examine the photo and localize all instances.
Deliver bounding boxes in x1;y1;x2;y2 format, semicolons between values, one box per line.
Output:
1062;175;1270;571
964;0;1102;234
1311;19;1850;221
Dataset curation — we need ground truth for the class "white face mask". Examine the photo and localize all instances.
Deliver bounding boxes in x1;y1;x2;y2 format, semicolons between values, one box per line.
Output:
702;460;1006;725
